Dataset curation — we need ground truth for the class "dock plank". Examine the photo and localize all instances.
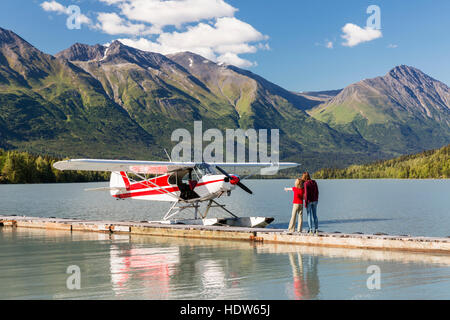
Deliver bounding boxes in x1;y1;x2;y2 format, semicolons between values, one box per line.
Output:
1;215;449;254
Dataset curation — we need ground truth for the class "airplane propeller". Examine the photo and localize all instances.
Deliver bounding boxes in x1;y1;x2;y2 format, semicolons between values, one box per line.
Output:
215;165;253;195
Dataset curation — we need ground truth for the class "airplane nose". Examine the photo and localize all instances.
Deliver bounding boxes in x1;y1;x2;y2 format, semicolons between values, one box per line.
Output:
224;176;239;184
216;166;253;195
229;175;240;185
223;176;236;190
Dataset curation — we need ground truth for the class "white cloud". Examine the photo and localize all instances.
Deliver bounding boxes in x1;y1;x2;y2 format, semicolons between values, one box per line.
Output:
315;40;333;49
217;52;256;68
341;23;382;47
95;12;158;35
41;0;66;13
41;1;92;26
157;17;267;51
215;43;257;55
257;43;271;51
387;44;398;48
40;0;268;68
117;16;268;67
76;15;92;26
99;0;125;4
111;0;237;29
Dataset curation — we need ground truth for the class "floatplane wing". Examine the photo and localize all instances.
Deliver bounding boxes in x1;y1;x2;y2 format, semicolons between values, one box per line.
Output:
53;159;298;175
210;162;298;176
53;159;195;174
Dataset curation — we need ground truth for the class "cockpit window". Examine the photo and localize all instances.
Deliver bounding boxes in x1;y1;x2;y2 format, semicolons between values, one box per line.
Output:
168;173;177;185
195;163;216;176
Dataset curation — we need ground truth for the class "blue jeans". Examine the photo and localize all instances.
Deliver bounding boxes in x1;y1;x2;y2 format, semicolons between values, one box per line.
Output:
306;201;318;231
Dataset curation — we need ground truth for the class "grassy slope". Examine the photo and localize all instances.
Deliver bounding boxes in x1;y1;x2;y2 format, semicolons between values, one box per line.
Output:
0;48;157;159
308;73;450;155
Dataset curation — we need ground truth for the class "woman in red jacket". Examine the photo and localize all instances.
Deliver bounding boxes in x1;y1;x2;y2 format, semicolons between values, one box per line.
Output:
285;178;305;232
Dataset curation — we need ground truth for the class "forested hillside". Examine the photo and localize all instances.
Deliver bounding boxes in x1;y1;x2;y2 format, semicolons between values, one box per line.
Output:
0;150;109;184
315;144;449;179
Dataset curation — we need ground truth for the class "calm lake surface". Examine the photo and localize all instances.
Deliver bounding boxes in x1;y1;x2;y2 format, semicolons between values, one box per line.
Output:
0;179;449;299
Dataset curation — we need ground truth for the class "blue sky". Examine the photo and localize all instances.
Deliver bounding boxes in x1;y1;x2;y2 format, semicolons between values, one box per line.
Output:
1;0;449;91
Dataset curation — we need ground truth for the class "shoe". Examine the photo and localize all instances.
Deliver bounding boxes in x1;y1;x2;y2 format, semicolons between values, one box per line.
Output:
314;229;319;236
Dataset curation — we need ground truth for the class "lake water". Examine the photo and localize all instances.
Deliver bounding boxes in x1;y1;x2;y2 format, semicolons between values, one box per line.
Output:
0;179;449;299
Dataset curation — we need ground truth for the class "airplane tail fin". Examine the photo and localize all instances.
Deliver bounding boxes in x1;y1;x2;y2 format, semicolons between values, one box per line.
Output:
110;171;131;196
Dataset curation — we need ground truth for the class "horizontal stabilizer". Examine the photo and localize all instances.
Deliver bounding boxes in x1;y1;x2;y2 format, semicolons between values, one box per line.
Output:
84;187;127;192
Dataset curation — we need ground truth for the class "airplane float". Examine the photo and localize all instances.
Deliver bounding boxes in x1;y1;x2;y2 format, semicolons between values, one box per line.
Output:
53;159;299;228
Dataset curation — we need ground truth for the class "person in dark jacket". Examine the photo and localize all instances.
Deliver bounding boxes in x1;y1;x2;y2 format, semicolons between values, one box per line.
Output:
303;172;319;234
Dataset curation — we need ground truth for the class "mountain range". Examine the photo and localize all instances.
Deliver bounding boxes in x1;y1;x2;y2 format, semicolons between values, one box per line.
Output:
0;27;449;170
308;65;450;154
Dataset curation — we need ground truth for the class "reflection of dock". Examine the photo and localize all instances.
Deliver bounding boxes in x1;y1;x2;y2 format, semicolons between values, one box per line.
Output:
1;215;449;254
257;243;450;265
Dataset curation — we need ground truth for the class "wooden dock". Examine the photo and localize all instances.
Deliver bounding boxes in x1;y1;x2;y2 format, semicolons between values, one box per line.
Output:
1;215;449;254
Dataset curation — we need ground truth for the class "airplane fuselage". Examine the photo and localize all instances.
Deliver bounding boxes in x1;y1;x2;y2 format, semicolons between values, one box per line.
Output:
110;172;236;202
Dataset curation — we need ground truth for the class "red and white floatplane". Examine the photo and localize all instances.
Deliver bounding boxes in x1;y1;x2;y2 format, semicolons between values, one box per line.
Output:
53;159;298;228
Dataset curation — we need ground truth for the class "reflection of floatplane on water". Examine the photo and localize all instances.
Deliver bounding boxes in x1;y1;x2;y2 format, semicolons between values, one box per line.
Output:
53;159;299;228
